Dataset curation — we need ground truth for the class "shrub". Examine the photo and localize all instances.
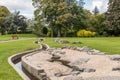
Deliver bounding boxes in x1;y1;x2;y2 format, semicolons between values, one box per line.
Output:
47;31;51;37
77;29;96;37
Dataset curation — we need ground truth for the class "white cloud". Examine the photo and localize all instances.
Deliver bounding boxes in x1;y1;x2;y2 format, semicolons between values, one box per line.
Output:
0;0;109;19
92;0;102;9
0;0;34;19
92;0;108;13
100;0;109;13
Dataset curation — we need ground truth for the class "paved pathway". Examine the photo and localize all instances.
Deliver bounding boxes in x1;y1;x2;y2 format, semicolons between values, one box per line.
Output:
0;38;34;43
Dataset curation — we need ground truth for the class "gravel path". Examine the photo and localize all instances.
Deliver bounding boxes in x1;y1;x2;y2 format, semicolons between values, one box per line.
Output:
0;38;34;43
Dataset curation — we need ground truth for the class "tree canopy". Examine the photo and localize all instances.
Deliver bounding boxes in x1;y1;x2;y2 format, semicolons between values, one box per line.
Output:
92;6;99;15
0;6;10;34
106;0;120;36
4;11;27;34
32;0;86;37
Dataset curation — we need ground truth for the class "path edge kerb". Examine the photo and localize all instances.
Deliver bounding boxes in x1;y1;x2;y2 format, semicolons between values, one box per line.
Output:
8;48;40;80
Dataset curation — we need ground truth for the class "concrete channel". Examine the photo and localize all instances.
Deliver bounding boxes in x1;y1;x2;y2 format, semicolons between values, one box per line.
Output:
8;49;41;80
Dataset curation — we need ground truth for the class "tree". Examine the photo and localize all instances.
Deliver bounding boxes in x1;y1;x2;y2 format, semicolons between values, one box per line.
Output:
83;9;93;30
0;6;10;35
32;0;85;37
4;11;27;34
33;0;56;37
83;9;106;36
91;14;106;36
71;5;86;33
106;0;120;36
92;6;99;15
26;19;37;33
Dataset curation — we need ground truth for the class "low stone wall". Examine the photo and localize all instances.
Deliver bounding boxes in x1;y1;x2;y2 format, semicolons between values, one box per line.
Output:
8;48;41;80
21;46;120;80
21;50;49;80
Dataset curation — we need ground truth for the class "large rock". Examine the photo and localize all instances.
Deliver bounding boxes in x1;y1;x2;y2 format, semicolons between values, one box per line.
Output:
74;47;84;52
39;38;45;42
80;46;92;52
109;55;120;61
112;66;120;71
51;50;66;55
59;40;70;44
84;68;96;72
41;44;50;50
54;38;60;42
54;73;62;77
87;49;106;55
51;54;61;60
69;58;89;66
87;49;100;55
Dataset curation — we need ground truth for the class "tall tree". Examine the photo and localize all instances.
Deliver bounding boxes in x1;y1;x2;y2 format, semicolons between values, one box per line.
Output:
91;14;106;36
92;6;99;15
4;11;27;34
32;0;85;37
106;0;120;36
0;6;10;35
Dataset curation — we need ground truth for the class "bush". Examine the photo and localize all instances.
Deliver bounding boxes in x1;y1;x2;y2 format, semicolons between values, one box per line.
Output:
47;31;51;37
67;30;76;37
77;29;96;37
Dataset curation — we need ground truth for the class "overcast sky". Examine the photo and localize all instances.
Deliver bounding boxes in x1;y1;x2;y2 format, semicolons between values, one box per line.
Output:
0;0;109;19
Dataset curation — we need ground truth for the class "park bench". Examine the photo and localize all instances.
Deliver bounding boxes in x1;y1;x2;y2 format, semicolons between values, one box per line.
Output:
11;34;19;39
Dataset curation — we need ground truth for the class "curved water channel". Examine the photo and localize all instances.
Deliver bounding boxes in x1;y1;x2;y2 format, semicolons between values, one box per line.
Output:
15;61;39;80
8;49;40;80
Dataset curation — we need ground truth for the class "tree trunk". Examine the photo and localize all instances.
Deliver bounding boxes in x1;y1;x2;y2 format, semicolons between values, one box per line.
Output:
64;28;67;37
57;27;61;37
51;27;54;37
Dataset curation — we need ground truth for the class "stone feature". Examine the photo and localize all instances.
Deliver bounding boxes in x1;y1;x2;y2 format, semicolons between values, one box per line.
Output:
84;68;96;72
63;76;84;80
80;46;92;52
39;38;45;42
22;46;120;80
68;58;89;66
112;66;120;71
51;54;61;60
54;38;69;44
109;55;120;61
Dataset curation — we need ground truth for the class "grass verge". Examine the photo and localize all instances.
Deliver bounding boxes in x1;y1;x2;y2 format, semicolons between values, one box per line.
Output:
43;37;120;54
0;39;38;80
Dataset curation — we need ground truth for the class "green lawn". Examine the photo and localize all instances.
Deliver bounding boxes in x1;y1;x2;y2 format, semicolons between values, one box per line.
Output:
0;39;39;80
0;35;120;80
43;37;120;54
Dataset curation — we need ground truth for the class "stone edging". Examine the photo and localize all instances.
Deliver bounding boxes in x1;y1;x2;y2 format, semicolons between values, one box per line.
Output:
8;48;40;80
22;50;48;80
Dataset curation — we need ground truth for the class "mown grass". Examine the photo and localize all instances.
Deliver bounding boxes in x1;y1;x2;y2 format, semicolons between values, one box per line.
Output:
0;35;120;80
43;37;120;54
0;39;39;80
